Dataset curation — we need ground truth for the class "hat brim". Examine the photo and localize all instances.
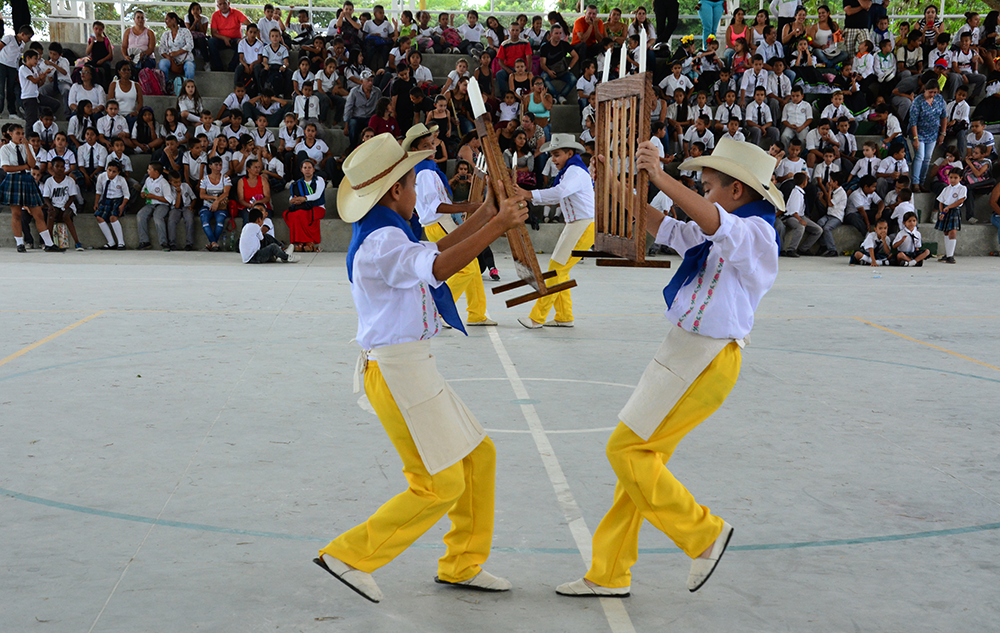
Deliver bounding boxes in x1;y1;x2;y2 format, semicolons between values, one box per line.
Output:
338;149;435;223
677;155;786;213
401;125;439;151
539;139;585;154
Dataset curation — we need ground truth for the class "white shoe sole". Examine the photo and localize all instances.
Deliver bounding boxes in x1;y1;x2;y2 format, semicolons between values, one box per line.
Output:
687;522;734;592
435;570;511;592
518;317;543;329
556;578;630;597
543;320;574;327
314;555;384;603
466;319;497;326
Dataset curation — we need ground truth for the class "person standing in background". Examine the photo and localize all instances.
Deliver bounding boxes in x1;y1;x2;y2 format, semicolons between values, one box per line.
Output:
654;0;679;49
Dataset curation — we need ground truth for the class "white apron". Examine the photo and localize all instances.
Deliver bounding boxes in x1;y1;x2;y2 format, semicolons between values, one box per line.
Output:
434;215;459;234
550;218;594;266
354;340;487;475
619;326;746;441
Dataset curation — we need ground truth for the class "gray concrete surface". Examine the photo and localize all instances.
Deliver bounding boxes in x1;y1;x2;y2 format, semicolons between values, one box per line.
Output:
1;252;999;633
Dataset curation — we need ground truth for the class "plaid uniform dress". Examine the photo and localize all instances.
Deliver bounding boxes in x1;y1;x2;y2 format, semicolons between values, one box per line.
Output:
0;145;43;207
95;176;125;219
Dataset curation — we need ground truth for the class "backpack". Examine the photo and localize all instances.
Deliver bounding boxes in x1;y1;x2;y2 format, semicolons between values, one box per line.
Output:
138;67;166;96
441;27;461;48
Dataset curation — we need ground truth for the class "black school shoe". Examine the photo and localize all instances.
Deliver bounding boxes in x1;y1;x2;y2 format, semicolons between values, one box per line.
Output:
943;256;957;264
781;250;800;258
137;242;152;250
822;249;839;257
185;244;194;251
17;244;26;253
44;244;66;252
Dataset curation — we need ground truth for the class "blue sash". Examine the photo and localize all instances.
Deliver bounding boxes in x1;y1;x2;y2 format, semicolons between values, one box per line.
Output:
662;200;778;309
553;154;588;186
414;158;452;195
347;204;467;335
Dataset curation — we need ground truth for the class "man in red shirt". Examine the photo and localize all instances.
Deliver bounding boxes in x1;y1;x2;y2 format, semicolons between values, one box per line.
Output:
571;5;606;62
495;22;532;95
208;0;250;71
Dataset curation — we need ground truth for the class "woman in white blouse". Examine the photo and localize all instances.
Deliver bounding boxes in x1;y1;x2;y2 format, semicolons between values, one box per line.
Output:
158;12;195;82
69;67;107;116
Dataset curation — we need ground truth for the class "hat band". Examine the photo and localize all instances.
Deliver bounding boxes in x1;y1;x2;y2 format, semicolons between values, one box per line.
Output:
351;154;410;191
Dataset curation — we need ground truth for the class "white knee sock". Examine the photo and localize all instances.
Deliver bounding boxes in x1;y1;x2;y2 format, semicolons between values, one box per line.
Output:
39;230;54;247
98;221;114;245
111;220;125;244
860;254;871;264
945;237;956;257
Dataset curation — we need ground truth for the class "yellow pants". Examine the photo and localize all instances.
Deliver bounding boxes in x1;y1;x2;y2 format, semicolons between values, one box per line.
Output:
424;222;488;323
528;224;595;324
319;361;497;582
585;342;742;588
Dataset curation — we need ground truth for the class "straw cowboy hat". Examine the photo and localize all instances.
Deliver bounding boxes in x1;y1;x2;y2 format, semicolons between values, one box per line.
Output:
539;133;585;154
337;133;434;223
401;123;439;151
678;137;785;212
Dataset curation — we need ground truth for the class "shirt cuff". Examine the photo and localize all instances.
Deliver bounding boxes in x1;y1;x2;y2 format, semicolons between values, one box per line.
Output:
653;214;679;245
531;190;542;205
417;241;446;287
706;202;735;242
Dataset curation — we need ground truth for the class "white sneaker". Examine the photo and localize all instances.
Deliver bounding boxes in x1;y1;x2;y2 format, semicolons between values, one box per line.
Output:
286;254;301;263
557;96;567;104
435;569;511;592
905;260;917;267
285;243;295;258
314;554;384;603
518;317;543;329
687;521;734;592
543;320;574;327
466;318;498;326
556;578;630;597
968;217;978;224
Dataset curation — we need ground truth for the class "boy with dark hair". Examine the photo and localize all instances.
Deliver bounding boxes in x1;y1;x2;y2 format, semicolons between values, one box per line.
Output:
42;156;85;251
851;218;891;266
893;211;930;266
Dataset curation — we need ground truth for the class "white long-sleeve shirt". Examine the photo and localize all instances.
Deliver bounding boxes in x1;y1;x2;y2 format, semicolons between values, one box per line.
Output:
351;226;444;349
769;0;799;19
415;169;453;227
653;204;779;340
529;165;595;223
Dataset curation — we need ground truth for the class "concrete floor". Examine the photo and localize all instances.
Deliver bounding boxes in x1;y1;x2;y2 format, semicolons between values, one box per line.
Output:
2;250;999;633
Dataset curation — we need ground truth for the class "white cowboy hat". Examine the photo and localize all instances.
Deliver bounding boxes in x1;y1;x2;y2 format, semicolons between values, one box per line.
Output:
677;137;785;212
539;133;585;154
401;123;439;151
337;133;434;223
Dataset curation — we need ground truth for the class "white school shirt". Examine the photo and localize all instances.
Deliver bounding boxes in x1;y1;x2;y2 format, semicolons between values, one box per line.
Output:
46;56;73;87
388;47;408;68
654;204;778;340
263;157;284;179
77;142;108;170
885;114;901;138
878;156;908;177
775;157;807;179
67;116;93;141
240;222;265;263
577;74;598;97
411;64;433;84
261;44;289;68
937;183;968;206
826;186;848;221
97;114;130;139
953;49;975;73
851;156;882;178
813;162;839;184
292;69;315;90
18;65;40;99
722;130;746;142
293;94;322;120
683;127;715;150
805;128;836;151
0;34;26;68
183;152;207;181
250;128;275;148
530;165;595;223
258;18;283;39
659;74;694;95
650;135;666;158
891;200;915;226
688;104;714;123
33;120;59;147
650;190;673;213
166;182;197;208
526;27;548;47
486;27;508;49
294;138;328;163
158;122;188;142
848;189;881;214
143;175;170;203
178;96;203;118
316;69;340;92
192;123;220;144
279;125;304;148
41;175;82;212
928;48;951;69
860;231;890;255
95;172;130;200
498;102;519;122
767;72;792;100
715;103;742;124
821;103;849;121
446;69;471;87
43;147;76;167
0;142;33;168
664;101;688;122
745;101;772;126
364;18;395;39
946;100;971;124
781;100;812;127
853;52;875;78
952;24;980;47
222;124;249;140
249;100;282;119
223;92;251;111
352;226;444;349
966;130;994;151
415;168;453;227
895;225;922;251
837;132;857;156
740;68;769;97
106;152;133;174
785;186;806;218
199;174;230;200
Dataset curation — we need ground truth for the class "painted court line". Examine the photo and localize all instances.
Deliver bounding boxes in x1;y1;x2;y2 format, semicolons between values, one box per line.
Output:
0;311;105;369
485;328;636;633
853;317;1000;373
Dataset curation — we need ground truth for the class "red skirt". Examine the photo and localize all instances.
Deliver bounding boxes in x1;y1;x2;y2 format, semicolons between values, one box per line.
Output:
284;206;325;244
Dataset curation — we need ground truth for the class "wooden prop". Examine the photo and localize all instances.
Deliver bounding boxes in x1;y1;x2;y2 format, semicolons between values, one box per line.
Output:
467;153;487;204
472;114;577;308
572;73;670;269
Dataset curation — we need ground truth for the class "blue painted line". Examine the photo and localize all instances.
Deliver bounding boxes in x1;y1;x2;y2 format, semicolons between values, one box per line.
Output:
3;487;998;554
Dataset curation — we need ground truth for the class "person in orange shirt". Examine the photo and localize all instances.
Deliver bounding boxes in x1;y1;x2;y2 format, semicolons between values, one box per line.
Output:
571;4;606;62
208;0;250;72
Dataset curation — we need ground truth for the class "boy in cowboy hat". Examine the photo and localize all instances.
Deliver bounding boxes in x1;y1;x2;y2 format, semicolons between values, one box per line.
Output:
314;133;527;602
557;136;781;598
511;133;595;329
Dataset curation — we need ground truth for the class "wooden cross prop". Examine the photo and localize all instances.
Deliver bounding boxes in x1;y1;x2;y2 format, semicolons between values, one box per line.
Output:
572;73;670;269
467;82;577;308
468;153;487;204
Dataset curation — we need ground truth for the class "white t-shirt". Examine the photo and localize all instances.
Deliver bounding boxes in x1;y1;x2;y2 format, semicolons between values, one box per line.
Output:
41;175;82;211
848;189;881;214
682;126;714;150
238;38;264;65
183;152;207;181
142;175;170;204
659;74;694;95
364;18;395;40
966;130;995;151
775;157;807;179
294;138;329;162
69;84;107;110
0;34;26;68
43;147;77;168
258;17;283;39
240;222;265;262
279;125;304;148
458;22;485;43
192;123;220;144
262;43;289;66
199;174;231;200
18;64;40;99
223;92;251;111
250;128;275;148
650;190;673;213
860;231;890;256
576;74;598;97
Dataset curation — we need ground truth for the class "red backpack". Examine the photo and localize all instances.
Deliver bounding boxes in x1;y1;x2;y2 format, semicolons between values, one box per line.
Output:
138;67;166;96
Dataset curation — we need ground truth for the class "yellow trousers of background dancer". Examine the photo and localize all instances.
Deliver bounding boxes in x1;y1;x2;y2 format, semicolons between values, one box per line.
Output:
424;222;488;323
319;361;497;582
528;223;595;324
585;342;742;588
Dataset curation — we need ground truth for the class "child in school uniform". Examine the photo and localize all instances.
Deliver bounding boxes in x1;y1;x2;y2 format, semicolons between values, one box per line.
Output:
166;169;198;251
835;116;858;172
41;156;84;251
816;170;848;257
846;175;883;233
75;127;108;192
93;160;130;249
2;124;63;252
315;132;526;603
847;141;882;192
935;169;966;263
137;162;172;251
851;218;892;266
876;143;908;198
777;172;822;256
944;85;971;157
893;211;930;266
33;109;59;151
887;187;914;235
962;143;994;223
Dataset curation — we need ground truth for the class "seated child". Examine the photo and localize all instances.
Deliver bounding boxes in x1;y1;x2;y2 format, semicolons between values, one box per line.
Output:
850;218;892;266
166;169;198;251
41;156;84;251
816;171;848;257
893;211;930;266
240;207;297;263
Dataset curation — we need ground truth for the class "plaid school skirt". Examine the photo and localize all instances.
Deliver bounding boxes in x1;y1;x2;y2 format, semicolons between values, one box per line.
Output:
95;196;124;220
0;171;43;207
935;208;962;233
